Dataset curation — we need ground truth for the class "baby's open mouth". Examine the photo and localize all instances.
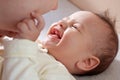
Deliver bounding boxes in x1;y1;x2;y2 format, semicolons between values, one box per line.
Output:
49;27;63;40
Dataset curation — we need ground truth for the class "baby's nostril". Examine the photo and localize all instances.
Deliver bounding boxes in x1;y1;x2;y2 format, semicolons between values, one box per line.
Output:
59;23;67;30
60;24;63;27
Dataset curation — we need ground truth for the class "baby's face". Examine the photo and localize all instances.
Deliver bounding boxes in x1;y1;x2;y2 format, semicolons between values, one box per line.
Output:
0;0;58;32
43;11;110;73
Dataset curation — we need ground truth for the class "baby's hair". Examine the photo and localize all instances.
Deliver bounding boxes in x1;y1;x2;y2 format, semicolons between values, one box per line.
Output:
85;10;119;75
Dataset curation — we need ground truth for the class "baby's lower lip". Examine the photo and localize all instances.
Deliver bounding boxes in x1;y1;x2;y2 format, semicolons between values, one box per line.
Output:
48;34;60;42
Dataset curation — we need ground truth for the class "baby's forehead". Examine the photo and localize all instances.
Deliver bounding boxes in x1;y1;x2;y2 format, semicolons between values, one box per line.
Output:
68;11;99;23
70;11;109;26
70;11;95;18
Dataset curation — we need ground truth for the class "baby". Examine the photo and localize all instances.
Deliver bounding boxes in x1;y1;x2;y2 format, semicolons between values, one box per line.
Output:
18;11;119;75
0;1;118;80
42;11;119;75
2;11;118;80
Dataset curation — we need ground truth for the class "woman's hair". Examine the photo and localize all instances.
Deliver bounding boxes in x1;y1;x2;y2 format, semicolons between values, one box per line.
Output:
85;10;119;75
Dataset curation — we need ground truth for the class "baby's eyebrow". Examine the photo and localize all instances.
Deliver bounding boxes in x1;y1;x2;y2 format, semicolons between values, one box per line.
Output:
62;16;70;21
62;17;75;24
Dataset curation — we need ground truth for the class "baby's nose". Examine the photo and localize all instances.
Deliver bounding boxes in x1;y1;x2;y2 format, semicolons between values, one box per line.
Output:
58;21;68;30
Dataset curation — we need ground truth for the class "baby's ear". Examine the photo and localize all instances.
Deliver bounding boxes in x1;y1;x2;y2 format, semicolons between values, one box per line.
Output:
76;56;100;72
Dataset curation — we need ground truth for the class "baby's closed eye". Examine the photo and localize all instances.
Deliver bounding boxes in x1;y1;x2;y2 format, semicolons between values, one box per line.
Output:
71;25;80;32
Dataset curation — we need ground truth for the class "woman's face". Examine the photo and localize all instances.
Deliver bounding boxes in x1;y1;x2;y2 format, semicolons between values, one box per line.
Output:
0;0;58;35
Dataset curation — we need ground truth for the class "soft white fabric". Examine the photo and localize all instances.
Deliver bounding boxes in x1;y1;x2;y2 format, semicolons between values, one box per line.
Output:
1;39;76;80
74;35;120;80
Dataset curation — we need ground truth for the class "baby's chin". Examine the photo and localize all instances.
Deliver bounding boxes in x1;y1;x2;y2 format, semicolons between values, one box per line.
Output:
41;36;59;49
